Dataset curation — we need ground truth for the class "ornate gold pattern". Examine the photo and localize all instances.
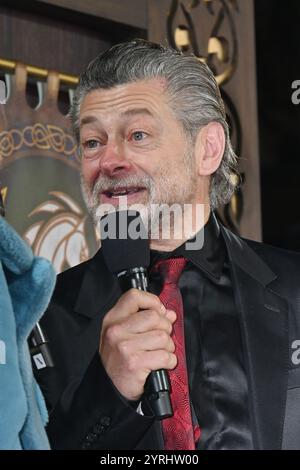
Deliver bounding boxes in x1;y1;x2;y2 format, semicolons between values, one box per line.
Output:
0;123;78;161
23;191;90;273
167;0;242;233
168;0;238;86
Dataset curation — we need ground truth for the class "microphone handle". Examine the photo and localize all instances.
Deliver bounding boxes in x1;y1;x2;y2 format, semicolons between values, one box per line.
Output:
117;267;173;420
29;322;54;370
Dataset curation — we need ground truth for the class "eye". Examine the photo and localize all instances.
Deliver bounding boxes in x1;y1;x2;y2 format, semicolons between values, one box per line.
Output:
81;138;102;159
131;131;146;142
85;139;100;149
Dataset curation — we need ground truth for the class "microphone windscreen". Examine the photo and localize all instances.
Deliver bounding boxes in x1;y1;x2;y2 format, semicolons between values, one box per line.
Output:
100;210;150;274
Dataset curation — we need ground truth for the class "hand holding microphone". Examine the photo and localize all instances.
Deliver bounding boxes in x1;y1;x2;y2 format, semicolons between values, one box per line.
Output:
99;289;177;403
99;211;176;418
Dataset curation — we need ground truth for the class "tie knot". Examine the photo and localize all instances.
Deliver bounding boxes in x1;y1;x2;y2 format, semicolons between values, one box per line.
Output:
154;257;187;285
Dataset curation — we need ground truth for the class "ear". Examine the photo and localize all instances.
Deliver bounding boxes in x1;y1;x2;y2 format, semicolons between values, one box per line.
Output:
195;122;225;176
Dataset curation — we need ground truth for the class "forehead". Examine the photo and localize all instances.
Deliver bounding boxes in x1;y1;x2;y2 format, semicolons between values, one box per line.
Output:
79;78;171;123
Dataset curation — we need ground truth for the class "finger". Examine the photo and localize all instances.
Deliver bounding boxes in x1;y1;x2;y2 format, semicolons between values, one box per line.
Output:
123;309;174;334
142;350;178;373
118;330;175;356
112;288;166;320
165;309;177;323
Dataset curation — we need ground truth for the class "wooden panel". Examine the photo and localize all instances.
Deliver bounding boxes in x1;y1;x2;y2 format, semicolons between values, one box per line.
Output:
0;6;110;76
0;1;146;77
36;0;148;29
147;0;261;241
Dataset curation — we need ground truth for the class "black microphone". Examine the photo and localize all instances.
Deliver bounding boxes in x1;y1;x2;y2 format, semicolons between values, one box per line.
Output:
29;324;54;370
100;210;173;420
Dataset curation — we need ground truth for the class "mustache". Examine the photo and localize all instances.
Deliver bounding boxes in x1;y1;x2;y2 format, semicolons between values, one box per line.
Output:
91;175;154;195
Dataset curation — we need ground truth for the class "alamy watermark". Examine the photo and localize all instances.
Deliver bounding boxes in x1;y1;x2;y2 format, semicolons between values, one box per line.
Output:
99;201;205;251
291;80;300;105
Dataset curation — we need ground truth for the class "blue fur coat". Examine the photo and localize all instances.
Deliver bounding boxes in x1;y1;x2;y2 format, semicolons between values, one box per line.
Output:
0;216;56;449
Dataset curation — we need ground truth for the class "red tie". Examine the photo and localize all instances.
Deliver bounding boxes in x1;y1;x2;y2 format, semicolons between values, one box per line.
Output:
153;257;201;450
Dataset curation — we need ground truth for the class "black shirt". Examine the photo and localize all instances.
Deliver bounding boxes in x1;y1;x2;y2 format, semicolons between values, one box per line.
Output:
148;213;253;450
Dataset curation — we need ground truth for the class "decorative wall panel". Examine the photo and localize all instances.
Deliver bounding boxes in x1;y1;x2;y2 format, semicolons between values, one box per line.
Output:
148;0;261;239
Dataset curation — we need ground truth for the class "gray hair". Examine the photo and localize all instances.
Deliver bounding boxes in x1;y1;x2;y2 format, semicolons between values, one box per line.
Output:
70;39;238;209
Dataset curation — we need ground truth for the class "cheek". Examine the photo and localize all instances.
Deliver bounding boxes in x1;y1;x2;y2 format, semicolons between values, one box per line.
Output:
159;149;184;174
81;159;98;187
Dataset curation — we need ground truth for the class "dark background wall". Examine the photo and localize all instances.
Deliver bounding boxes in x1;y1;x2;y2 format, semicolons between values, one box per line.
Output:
255;0;300;251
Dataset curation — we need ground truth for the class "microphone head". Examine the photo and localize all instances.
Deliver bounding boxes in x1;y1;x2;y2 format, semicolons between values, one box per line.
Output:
100;210;150;274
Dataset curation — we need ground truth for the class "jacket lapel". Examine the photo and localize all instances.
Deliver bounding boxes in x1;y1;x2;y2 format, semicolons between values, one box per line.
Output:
222;227;289;449
75;248;121;321
69;249;122;379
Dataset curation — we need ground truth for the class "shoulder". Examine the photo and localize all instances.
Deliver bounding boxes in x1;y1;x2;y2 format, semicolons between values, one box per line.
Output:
242;238;300;298
221;223;300;279
221;222;300;294
244;238;300;273
56;258;91;287
47;256;94;316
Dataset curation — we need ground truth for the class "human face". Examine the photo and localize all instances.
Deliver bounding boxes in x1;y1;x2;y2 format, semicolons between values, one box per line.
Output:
79;79;198;234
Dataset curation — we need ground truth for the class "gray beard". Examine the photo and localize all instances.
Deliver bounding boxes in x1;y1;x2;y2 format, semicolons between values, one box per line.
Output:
81;150;197;237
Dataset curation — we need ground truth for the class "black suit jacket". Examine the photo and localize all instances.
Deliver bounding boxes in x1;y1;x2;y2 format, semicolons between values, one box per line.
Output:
35;225;300;450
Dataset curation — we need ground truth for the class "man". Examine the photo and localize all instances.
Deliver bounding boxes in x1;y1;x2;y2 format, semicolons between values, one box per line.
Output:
36;39;300;450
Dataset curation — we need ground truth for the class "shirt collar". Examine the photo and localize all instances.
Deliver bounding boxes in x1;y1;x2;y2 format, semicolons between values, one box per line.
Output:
150;212;226;280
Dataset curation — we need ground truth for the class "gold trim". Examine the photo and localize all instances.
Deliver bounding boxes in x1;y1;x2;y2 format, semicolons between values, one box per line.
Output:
0;58;79;86
0;186;7;203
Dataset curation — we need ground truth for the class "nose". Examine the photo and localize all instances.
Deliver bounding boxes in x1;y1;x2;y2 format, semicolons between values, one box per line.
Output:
99;141;133;178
